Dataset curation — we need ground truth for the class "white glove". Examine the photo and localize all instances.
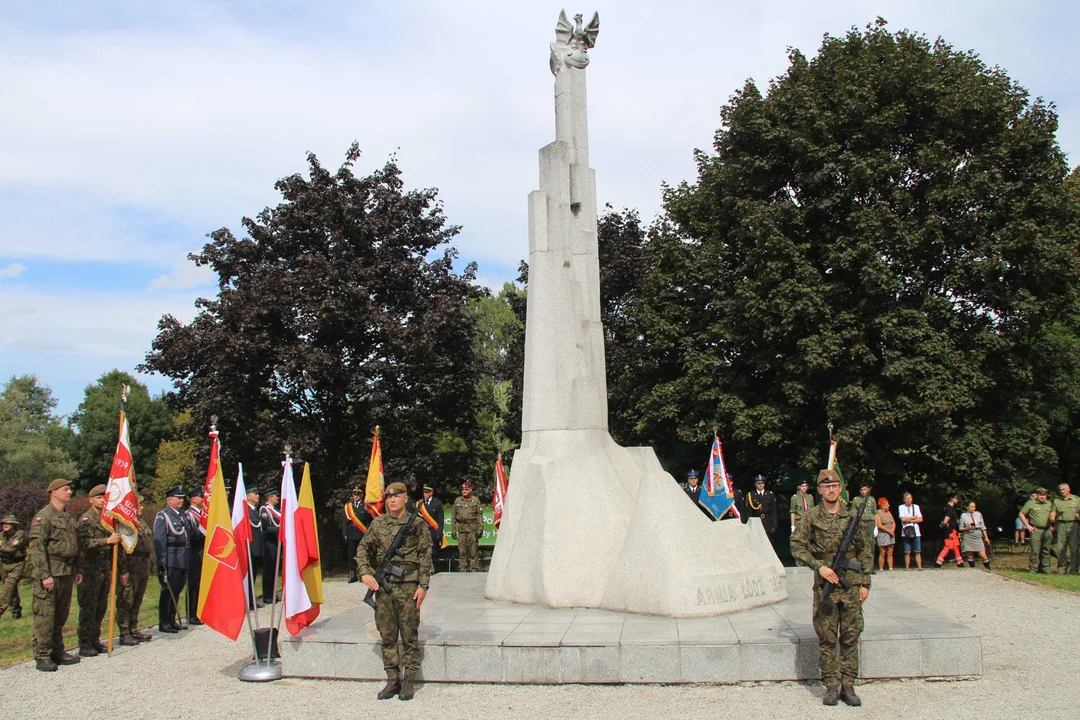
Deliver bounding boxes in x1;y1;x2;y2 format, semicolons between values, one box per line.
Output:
790;525;796;533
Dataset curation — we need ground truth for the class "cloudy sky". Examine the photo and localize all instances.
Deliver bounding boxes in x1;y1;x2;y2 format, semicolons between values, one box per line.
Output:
1;0;1077;416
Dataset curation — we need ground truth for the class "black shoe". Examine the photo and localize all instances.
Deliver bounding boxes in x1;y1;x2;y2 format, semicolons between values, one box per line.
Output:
132;630;151;642
93;639;108;653
348;576;359;584
822;686;840;706
36;658;58;672
11;609;21;620
79;645;99;658
840;685;862;706
377;679;400;700
52;651;80;665
399;680;416;701
255;599;266;608
188;618;205;626
120;635;140;646
159;624;178;634
934;561;943;568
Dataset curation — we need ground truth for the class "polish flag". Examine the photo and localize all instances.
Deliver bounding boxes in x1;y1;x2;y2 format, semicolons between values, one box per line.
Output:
282;460;322;635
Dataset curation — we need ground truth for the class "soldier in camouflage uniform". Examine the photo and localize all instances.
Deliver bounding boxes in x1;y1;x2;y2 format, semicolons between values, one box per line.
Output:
357;482;432;702
76;484;126;657
790;469;874;707
849;481;877;556
0;514;26;619
27;479;83;672
117;497;155;645
452;482;483;572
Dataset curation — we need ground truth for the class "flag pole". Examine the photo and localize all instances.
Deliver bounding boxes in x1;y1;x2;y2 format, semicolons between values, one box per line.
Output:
265;446;288;667
105;383;130;656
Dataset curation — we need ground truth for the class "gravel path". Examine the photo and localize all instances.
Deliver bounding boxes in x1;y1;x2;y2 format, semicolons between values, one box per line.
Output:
3;569;1076;719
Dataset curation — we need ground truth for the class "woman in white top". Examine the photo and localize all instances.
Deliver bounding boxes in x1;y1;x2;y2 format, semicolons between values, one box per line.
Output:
959;501;991;569
897;492;923;569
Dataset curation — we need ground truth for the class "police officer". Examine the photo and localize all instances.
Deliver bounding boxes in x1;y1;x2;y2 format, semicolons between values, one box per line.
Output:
421;486;444;574
117;495;155;645
154;485;189;633
452;482;483;572
1020;488;1055;574
357;482;432;701
260;488;281;604
0;514;26;619
343;487;371;583
76;484;127;656
746;475;779;537
27;478;82;671
790;470;873;707
185;486;206;625
246;487;263;606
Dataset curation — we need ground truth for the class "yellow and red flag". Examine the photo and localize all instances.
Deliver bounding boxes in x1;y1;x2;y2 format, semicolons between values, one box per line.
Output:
102;407;139;553
364;426;385;517
197;454;246;640
200;423;223;531
493;454;509;529
283;462;323;635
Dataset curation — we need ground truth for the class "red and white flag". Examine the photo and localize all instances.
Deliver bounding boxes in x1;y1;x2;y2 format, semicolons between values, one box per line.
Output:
282;459;322;635
102;410;140;552
231;464;254;610
493;454;509;529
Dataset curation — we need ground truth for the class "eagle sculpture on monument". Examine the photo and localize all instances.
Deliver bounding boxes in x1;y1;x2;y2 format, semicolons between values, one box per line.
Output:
549;9;600;76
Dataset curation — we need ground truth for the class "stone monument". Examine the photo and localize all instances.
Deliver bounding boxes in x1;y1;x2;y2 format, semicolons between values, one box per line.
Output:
485;10;787;616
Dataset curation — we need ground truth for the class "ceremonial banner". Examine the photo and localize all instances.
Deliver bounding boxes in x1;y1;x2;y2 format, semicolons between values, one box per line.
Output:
345;501;368;533
200;424;223;531
102;410;139;552
701;433;740;520
364;427;385;517
493;454;508;529
197;456;246;640
828;440;849;503
283;461;323;635
418;502;439;531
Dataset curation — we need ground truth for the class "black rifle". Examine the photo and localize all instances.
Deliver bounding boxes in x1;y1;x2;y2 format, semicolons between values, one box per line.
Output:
363;505;421;611
818;488;872;610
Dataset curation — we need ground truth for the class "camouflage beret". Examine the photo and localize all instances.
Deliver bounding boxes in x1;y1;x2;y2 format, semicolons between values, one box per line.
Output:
385;482;407;497
47;478;72;493
89;484;107;498
817;470;841;486
1;515;18;525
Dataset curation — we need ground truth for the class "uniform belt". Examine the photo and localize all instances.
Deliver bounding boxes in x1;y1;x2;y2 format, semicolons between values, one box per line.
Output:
814;551;856;561
1057;519;1077;523
167;542;189;547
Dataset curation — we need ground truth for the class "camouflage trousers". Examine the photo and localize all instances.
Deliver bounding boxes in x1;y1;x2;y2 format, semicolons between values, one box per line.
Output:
375;581;421;679
77;568;111;646
1054;522;1079;574
117;560;151;633
1029;527;1053;572
32;575;74;659
0;561;23;616
812;585;865;687
457;530;481;572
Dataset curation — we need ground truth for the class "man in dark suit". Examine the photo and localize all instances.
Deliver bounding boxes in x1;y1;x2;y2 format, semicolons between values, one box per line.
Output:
246;487;263;607
184;486;206;625
422;486;444;574
259;488;281;605
342;487;371;583
682;471;710;518
745;475;779;538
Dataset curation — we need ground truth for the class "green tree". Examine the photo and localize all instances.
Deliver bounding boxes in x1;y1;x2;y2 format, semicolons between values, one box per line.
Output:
142;144;483;521
68;370;175;491
0;375;77;486
616;20;1080;498
150;409;198;502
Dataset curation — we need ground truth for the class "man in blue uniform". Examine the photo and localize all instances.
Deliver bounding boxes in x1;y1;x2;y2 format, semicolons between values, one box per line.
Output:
184;486;206;625
153;485;189;633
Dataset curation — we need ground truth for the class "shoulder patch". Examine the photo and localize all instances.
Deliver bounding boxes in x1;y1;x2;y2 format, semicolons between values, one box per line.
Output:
81;517;89;522
34;516;42;523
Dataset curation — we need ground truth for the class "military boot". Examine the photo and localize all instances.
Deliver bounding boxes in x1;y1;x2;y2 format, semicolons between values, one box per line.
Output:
119;634;140;646
52;651;80;665
399;679;416;701
36;657;58;672
840;684;862;706
11;608;21;619
93;639;108;653
376;678;400;700
132;630;151;642
79;645;99;658
822;686;841;706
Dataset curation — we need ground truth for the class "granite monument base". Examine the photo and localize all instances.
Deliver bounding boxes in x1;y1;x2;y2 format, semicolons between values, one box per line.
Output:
281;569;981;683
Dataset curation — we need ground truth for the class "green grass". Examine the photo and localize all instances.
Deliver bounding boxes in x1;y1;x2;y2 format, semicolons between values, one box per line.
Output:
0;578;164;668
989;543;1080;593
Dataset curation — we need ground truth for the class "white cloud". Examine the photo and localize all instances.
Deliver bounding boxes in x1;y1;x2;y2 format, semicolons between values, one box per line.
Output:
0;262;26;279
148;256;215;291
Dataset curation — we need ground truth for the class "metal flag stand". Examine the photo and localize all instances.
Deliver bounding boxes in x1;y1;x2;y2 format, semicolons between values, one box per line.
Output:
238;446;289;682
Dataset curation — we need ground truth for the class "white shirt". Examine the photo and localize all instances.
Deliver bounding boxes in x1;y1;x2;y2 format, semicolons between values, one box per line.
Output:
898;503;921;537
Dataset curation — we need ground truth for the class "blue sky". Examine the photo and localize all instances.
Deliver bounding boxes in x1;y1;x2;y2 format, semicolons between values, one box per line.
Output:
1;0;1078;417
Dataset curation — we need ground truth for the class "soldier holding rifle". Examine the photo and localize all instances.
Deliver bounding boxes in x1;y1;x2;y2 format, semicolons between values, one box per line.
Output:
790;469;873;707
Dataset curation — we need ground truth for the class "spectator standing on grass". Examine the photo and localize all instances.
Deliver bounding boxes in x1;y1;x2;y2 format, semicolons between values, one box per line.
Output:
935;494;965;569
1052;484;1079;574
898;492;923;570
1014;501;1028;545
959;501;991;569
1020;488;1055;574
875;498;895;570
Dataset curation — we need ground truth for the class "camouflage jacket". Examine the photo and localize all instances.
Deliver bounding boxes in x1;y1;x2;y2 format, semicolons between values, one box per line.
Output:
130;521;155;559
452;496;483;533
28;503;81;580
77;508;127;575
0;529;26;563
849;495;877;525
790;503;873;588
356;512;432;585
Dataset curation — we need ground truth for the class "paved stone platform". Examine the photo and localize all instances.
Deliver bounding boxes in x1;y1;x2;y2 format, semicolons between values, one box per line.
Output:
281;569;981;684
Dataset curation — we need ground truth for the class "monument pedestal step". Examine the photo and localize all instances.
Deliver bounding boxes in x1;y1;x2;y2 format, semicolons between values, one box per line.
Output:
281;569;980;684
